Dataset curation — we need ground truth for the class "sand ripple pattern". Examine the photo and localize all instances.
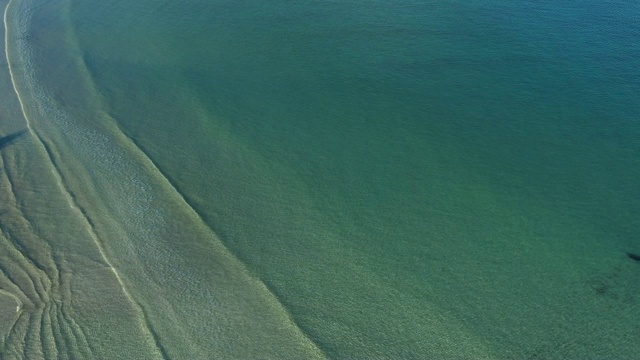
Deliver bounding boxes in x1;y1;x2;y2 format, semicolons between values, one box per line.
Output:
0;140;163;359
0;204;93;359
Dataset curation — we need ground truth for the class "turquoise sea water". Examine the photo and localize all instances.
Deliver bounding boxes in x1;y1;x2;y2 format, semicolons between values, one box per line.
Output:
2;0;640;358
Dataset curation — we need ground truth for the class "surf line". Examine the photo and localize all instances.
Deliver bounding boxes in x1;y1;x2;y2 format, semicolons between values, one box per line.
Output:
3;2;168;359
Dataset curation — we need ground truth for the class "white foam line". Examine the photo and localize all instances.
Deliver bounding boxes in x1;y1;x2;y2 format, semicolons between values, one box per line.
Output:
3;2;166;358
3;1;31;130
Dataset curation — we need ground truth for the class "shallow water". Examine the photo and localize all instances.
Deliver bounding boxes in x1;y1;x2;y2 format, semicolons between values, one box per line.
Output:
1;0;322;358
2;0;640;358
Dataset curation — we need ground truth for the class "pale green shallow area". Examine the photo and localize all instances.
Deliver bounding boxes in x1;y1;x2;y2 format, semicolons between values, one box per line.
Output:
2;0;640;359
0;0;161;357
1;0;325;358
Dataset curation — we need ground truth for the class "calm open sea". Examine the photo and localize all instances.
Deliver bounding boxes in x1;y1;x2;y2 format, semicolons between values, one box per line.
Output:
3;0;640;358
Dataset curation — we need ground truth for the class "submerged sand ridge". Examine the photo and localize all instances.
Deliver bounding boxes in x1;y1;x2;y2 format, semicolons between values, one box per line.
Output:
1;0;326;357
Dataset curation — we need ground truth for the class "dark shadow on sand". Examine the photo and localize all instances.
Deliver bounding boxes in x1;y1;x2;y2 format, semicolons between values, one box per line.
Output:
0;130;28;150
